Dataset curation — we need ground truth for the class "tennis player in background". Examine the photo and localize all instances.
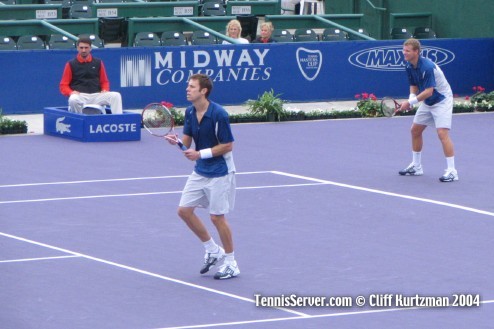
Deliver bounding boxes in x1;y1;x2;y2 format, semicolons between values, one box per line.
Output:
398;38;458;182
171;74;239;280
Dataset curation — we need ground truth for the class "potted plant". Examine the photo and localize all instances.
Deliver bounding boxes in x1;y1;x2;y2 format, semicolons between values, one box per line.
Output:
0;108;28;135
246;89;286;122
467;86;494;112
354;92;381;117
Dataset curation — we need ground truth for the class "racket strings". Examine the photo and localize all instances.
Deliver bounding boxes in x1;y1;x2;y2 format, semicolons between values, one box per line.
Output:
381;100;397;117
142;105;174;137
143;111;173;128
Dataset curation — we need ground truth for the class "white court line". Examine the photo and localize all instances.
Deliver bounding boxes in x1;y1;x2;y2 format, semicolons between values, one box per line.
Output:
1;169;493;219
0;171;272;188
0;231;308;318
0;183;327;205
155;299;494;329
272;171;494;218
2;171;493;326
0;255;80;263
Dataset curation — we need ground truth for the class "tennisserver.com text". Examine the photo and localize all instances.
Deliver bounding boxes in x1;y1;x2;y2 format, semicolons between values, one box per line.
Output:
254;294;481;308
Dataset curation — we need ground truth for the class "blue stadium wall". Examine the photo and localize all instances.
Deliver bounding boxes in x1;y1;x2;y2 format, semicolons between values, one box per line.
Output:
1;38;493;114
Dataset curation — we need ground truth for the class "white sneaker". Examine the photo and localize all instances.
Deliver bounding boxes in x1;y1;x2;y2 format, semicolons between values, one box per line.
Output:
200;246;225;274
214;261;240;280
399;163;423;176
439;169;459;182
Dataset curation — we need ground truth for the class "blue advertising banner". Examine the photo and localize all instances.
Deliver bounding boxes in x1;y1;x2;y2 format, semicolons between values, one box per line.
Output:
1;38;493;114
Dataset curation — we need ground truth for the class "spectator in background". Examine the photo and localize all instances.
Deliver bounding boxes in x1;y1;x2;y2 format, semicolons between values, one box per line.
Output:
252;22;276;43
222;19;249;44
59;36;123;114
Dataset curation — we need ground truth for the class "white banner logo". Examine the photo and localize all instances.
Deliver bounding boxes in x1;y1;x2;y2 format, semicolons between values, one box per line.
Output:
296;47;322;81
120;55;152;87
55;117;71;134
348;46;455;71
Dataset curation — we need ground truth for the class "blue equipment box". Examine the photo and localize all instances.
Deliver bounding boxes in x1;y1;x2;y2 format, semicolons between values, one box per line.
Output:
44;107;141;142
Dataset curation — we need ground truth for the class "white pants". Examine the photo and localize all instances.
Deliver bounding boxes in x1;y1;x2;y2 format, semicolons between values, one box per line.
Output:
68;92;123;114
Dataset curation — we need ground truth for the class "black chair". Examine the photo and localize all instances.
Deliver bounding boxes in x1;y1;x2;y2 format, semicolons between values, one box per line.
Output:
236;15;258;42
98;17;126;44
321;28;349;41
16;35;46;50
293;28;319;42
160;31;188;46
349;28;370;40
190;30;217;45
413;27;437;39
44;0;72;18
133;32;161;47
391;27;413;39
69;3;93;19
0;36;17;51
271;29;294;43
48;34;76;49
201;1;226;16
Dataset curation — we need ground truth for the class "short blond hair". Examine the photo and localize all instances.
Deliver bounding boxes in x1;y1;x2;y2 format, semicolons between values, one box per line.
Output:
226;19;242;38
403;38;421;51
260;22;274;32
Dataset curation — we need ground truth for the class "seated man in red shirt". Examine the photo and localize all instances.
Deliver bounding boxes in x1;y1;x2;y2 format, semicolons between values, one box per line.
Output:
59;36;122;114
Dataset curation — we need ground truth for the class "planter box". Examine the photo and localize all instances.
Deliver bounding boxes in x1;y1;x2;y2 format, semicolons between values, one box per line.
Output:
0;126;27;135
44;107;141;142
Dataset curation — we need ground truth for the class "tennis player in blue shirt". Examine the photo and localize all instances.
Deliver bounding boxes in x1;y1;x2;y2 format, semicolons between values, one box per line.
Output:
172;74;239;280
398;38;458;182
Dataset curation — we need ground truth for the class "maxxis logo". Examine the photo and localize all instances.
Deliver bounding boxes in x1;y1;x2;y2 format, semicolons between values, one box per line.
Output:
348;46;455;71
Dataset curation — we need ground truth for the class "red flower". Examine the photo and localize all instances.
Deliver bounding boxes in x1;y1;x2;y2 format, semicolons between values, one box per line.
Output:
465;96;470;100
362;92;369;100
369;93;377;101
355;94;361;99
161;101;174;109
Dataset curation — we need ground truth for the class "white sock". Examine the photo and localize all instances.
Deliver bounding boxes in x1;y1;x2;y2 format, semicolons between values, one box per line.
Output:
412;152;422;167
446;156;455;170
224;252;235;264
203;238;219;253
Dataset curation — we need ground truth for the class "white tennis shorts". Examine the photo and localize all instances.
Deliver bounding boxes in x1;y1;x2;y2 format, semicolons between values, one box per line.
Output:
413;96;453;129
179;171;236;215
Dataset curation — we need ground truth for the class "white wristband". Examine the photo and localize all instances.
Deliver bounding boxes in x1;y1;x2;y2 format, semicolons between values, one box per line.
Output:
409;93;416;99
408;96;419;106
199;148;213;159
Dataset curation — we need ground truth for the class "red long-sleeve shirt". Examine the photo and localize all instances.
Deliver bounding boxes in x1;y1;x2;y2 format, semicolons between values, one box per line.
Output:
59;53;111;96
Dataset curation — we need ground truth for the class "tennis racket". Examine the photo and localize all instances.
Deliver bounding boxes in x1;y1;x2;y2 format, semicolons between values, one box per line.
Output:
380;97;402;117
141;103;187;151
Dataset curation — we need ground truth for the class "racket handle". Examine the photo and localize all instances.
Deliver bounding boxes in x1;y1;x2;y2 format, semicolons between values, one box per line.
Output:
177;141;187;151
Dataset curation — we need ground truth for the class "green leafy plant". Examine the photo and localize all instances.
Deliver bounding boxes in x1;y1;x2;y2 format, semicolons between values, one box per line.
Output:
161;101;184;126
0;108;28;135
246;89;286;121
354;92;381;117
466;86;494;111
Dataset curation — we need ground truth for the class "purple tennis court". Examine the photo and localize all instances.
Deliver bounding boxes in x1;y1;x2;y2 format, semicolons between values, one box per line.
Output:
1;112;493;329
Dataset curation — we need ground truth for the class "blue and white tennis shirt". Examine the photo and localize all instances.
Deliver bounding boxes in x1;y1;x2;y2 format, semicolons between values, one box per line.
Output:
406;56;453;106
183;101;236;178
